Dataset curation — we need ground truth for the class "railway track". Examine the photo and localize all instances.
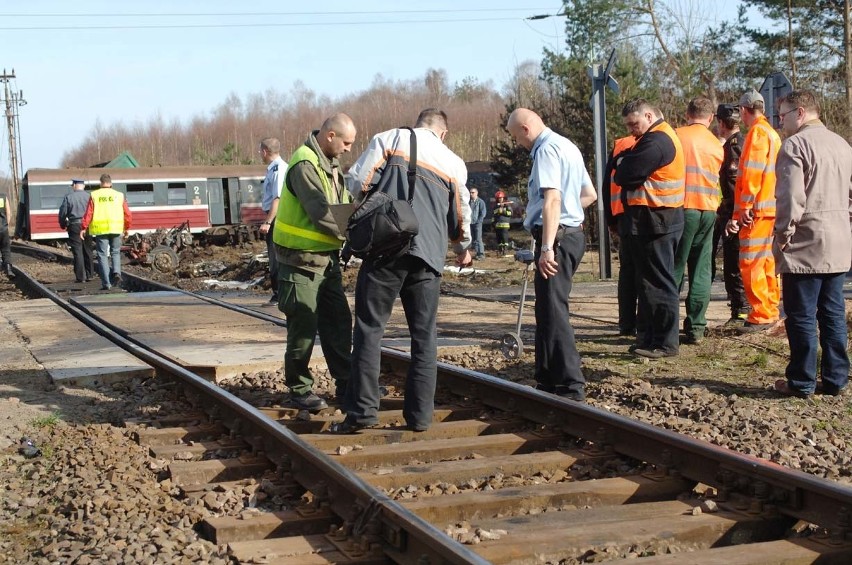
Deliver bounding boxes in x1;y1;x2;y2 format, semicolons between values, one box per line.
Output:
7;242;852;563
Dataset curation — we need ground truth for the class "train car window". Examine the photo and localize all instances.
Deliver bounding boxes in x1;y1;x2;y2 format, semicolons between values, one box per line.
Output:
39;186;70;209
167;182;187;205
126;183;155;206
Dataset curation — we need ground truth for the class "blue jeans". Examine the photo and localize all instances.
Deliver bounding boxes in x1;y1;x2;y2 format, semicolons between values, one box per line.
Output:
782;272;849;394
94;234;122;287
471;222;484;256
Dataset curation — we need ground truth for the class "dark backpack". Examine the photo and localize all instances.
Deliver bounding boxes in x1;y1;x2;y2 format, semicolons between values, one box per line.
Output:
346;127;420;263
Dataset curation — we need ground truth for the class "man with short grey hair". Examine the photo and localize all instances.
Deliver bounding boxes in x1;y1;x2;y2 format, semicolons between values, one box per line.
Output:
772;89;851;398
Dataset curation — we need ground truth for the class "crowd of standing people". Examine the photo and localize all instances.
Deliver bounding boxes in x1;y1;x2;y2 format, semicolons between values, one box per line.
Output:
603;88;849;398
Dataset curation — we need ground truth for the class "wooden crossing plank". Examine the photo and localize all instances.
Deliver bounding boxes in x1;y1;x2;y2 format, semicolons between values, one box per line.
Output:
227;535;387;564
301;419;530;450
133;423;226;446
278;407;486;434
149;438;247;460
633;538;852;564
402;475;694;523
357;450;589;490
321;432;563;471
168;456;272;485
468;501;792;564
202;507;337;544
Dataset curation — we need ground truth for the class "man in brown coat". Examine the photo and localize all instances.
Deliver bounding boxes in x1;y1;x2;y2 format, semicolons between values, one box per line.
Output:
772;89;852;398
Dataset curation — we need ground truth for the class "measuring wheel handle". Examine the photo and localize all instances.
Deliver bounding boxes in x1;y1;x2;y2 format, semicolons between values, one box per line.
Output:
500;332;524;359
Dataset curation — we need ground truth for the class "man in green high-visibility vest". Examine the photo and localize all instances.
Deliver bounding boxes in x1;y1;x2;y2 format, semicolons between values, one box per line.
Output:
272;113;356;411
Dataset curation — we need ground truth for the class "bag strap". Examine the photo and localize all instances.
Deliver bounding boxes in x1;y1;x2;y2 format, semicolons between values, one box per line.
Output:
401;126;417;203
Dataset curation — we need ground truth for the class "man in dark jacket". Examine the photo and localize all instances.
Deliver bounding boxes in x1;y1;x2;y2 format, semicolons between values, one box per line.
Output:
712;104;750;325
469;188;487;259
613;99;686;358
0;191;14;278
58;179;94;283
335;108;472;433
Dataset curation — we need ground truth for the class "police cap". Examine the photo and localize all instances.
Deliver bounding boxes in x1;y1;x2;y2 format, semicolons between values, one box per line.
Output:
71;179;85;186
715;104;739;120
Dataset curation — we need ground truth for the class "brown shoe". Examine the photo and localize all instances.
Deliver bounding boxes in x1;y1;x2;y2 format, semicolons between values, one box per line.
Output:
774;379;811;399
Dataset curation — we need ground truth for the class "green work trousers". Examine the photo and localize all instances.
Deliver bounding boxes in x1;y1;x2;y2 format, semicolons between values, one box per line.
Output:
278;255;352;396
673;209;716;340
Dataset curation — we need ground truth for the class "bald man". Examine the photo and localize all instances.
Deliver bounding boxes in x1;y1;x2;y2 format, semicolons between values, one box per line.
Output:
272;113;356;411
507;108;597;402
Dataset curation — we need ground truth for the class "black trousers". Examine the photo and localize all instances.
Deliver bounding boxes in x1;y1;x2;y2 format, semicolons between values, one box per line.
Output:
0;229;10;266
629;228;682;353
67;223;94;282
616;229;640;334
265;219;279;299
714;215;748;314
534;228;585;397
345;254;440;430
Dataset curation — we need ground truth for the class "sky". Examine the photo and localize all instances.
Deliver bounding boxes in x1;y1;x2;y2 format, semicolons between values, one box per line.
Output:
3;0;746;174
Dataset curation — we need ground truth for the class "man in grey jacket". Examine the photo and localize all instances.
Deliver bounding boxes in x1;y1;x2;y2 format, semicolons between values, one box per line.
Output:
773;89;851;398
469;188;487;259
334;108;472;433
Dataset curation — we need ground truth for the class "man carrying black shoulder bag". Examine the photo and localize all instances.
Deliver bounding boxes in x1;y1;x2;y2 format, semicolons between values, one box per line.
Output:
334;109;472;434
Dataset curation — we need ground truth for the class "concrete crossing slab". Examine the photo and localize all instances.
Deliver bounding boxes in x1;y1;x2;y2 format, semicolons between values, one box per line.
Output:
0;300;154;387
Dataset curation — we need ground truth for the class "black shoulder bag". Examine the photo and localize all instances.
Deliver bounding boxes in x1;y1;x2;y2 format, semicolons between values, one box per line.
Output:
346;127;420;263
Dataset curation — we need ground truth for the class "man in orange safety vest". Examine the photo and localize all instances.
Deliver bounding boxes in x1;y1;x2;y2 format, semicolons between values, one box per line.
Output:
725;88;781;333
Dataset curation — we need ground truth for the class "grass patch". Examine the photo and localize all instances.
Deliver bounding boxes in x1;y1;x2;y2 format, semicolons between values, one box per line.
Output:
29;412;61;429
749;352;768;368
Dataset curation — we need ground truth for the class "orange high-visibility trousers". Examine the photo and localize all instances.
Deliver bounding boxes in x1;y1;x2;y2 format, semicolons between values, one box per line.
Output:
738;217;780;323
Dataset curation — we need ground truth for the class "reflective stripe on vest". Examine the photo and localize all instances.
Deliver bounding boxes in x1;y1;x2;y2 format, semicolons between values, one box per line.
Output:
88;188;125;235
734;116;780;218
272;144;349;252
609;136;636;216
625;121;685;208
675;124;723;211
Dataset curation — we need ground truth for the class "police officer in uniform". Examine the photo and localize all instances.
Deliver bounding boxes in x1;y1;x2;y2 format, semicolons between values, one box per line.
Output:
59;179;95;283
712;104;750;324
82;174;132;291
0;191;14;278
259;137;286;306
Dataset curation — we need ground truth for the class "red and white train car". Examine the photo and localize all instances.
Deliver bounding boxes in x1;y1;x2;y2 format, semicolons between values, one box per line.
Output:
18;165;267;240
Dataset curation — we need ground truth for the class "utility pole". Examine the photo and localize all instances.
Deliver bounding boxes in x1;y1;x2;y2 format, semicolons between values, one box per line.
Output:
588;50;619;279
2;69;27;228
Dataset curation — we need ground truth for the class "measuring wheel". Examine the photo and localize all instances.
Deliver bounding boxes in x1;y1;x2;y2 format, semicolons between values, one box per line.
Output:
149;246;180;274
500;332;523;359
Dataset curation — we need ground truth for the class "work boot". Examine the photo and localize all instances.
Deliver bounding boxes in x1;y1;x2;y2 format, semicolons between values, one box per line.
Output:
290;392;328;411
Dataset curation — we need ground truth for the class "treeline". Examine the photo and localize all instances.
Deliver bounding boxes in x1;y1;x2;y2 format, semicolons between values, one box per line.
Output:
61;69;505;169
62;0;852;196
492;0;852;190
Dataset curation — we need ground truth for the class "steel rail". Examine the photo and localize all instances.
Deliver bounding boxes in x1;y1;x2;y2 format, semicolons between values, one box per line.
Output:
9;258;488;564
13;241;851;541
11;240;286;325
379;348;852;533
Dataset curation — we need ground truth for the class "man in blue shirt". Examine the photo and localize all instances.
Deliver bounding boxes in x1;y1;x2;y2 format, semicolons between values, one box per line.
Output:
259;137;287;306
507;108;597;401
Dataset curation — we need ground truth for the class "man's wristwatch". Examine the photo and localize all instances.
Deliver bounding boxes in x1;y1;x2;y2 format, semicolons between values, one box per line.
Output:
541;244;553;253
262;221;270;226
